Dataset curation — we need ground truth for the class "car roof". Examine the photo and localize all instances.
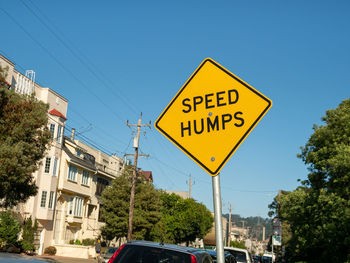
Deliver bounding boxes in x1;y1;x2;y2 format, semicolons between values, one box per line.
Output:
223;247;248;253
127;240;207;255
205;249;232;257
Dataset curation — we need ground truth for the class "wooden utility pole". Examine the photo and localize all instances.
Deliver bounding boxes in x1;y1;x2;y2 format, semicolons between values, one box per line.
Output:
126;114;151;242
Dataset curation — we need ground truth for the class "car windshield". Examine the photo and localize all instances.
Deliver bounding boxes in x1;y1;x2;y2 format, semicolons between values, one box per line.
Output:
113;245;192;263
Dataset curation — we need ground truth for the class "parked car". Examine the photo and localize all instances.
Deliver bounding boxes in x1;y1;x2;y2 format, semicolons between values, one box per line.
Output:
205;249;237;263
223;247;253;263
108;240;213;263
261;254;273;263
252;255;261;263
0;252;56;262
98;247;119;263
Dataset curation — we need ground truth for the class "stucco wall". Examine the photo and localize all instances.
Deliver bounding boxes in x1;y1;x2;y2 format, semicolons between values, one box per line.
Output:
54;244;96;259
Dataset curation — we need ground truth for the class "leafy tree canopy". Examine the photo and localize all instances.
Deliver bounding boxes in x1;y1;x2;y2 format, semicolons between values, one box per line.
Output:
0;66;51;208
101;165;162;241
154;192;214;245
269;99;350;263
101;170;213;245
229;240;246;249
299;99;350;198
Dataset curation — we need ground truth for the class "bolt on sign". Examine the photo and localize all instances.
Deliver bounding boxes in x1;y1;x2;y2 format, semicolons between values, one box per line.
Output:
155;58;272;175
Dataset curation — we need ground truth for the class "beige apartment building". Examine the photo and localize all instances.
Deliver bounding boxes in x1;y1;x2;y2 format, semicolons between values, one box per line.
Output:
1;54;124;257
53;134;124;245
1;54;68;254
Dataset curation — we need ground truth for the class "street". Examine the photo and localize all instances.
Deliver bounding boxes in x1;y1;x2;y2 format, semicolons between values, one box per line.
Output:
0;253;96;263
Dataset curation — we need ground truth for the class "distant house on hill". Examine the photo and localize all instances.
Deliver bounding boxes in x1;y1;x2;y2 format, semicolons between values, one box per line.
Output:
139;170;153;182
166;190;189;199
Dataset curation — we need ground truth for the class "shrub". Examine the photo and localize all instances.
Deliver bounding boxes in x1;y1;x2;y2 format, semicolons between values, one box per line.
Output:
69;239;74;244
74;239;82;245
44;246;56;255
7;245;21;253
0;211;21;248
82;238;95;246
21;217;37;252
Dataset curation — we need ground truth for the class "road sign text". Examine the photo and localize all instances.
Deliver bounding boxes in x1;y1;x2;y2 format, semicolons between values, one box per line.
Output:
181;112;244;137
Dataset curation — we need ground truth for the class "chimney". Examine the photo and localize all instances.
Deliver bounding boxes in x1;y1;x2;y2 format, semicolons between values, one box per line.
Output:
71;128;75;140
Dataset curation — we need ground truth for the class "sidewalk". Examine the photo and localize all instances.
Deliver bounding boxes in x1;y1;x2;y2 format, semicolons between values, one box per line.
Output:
35;255;97;263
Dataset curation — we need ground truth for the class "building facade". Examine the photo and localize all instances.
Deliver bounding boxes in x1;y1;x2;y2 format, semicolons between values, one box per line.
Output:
53;135;124;246
1;54;69;254
1;54;124;257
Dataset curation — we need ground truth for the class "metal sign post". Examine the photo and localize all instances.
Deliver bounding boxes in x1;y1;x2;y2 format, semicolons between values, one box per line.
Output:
212;173;224;263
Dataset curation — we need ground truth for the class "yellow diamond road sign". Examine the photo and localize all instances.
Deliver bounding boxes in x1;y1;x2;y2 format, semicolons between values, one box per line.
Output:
155;58;272;176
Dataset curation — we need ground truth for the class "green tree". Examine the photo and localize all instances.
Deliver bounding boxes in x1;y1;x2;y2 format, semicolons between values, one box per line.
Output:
0;66;51;208
155;192;213;245
0;211;21;248
101;166;162;241
229;240;246;249
21;216;38;252
269;99;350;263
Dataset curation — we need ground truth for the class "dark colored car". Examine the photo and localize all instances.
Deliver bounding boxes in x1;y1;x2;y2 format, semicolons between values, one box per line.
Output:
205;249;237;263
261;256;272;263
108;240;213;263
0;252;56;262
252;255;261;263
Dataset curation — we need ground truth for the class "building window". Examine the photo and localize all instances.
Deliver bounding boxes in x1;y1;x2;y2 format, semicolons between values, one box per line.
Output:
57;125;62;143
96;178;109;196
67;196;83;217
74;197;83;217
40;191;47;208
81;171;90;186
50;124;55;138
67;165;77;182
44;157;51;173
68;197;74;215
53;157;58;176
98;204;104;222
87;204;95;218
48;191;55;209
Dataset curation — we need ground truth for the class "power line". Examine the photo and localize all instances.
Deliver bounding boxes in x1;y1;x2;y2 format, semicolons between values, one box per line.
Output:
20;0;139;117
0;6;126;123
68;109;128;148
48;115;123;159
0;50;129;153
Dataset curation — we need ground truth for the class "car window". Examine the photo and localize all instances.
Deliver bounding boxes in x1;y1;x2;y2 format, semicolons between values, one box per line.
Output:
113;245;192;263
262;256;272;263
107;248;118;254
226;255;236;263
225;251;246;262
203;255;213;263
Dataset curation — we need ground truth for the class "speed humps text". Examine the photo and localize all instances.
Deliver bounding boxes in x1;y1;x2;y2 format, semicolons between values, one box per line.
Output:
180;89;244;137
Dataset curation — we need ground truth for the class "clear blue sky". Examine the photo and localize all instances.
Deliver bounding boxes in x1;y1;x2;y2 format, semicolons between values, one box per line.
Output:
1;0;349;218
